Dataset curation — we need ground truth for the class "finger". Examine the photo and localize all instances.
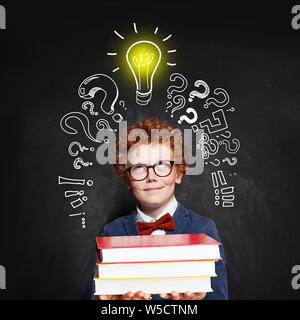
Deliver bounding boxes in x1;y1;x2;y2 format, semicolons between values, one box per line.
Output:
144;293;151;300
98;295;112;300
122;292;134;300
132;291;146;300
139;291;151;300
181;291;192;300
170;291;180;300
135;291;150;300
159;293;170;299
160;293;172;299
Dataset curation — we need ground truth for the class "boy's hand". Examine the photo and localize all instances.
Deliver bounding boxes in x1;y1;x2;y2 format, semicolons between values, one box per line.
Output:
96;291;151;300
159;291;206;300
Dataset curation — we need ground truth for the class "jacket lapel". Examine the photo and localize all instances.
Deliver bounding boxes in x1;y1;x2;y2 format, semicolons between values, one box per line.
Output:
123;209;140;236
166;203;189;235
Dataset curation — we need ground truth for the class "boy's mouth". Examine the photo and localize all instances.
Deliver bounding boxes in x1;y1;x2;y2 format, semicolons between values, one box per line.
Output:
143;186;165;191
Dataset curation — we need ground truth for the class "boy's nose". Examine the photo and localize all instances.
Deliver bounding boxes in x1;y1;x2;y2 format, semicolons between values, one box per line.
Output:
146;167;157;181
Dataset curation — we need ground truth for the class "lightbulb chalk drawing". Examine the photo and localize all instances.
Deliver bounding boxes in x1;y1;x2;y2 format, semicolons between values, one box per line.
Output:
126;40;161;105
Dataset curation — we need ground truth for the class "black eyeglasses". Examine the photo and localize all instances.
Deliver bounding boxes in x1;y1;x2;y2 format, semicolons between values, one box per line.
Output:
125;160;175;181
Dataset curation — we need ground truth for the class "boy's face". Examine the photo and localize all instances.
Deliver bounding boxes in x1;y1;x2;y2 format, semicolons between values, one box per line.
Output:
126;143;183;210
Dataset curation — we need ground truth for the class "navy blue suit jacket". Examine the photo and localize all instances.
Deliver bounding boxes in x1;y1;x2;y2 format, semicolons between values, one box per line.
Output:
97;203;228;300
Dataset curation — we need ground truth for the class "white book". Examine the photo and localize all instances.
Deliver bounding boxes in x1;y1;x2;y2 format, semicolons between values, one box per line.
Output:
101;245;221;263
97;260;217;279
94;276;215;295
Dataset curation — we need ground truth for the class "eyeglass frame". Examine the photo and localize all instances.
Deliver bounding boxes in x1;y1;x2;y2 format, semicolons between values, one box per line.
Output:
125;160;175;181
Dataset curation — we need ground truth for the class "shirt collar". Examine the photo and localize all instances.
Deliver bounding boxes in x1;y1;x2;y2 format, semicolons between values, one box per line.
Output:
136;196;178;222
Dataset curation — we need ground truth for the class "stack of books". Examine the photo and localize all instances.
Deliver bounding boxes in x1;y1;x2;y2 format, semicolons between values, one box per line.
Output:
94;233;221;295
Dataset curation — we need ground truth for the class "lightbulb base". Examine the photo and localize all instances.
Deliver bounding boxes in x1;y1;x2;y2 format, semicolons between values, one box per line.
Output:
136;91;152;105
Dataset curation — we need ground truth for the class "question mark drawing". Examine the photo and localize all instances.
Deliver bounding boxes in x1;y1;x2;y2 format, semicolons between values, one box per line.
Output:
68;141;94;157
78;73;119;115
166;101;173;110
208;159;221;167
197;132;219;159
189;80;210;102
82;101;98;116
109;100;125;124
95;119;114;143
222;157;238;166
166;95;186;118
219;138;240;154
219;130;231;139
199;109;228;134
96;118;115;132
60;111;104;143
119;100;126;110
204;88;229;109
226;106;235;112
167;73;188;99
178;107;198;124
73;157;93;170
112;113;123;123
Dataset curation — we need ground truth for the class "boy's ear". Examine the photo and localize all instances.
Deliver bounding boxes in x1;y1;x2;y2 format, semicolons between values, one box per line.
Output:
175;171;184;184
125;177;132;190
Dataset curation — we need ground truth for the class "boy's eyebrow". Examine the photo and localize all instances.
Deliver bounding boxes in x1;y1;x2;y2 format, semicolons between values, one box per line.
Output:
130;160;171;166
130;162;148;166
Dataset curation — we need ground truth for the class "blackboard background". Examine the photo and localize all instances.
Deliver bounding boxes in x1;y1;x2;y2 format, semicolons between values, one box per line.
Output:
0;0;300;300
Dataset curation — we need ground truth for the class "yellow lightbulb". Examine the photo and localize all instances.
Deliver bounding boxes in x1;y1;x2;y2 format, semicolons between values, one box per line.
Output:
126;40;161;105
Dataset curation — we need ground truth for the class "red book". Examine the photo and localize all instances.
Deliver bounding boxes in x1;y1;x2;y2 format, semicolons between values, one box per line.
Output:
96;233;221;263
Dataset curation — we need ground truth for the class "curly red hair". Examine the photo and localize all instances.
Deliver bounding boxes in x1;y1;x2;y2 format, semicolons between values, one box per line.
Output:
114;117;189;179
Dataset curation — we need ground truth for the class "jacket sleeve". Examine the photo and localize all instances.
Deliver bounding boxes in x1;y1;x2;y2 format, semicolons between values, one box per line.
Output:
202;219;228;300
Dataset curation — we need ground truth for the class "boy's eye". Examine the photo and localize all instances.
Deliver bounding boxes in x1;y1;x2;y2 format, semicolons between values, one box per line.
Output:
132;165;146;172
157;160;168;167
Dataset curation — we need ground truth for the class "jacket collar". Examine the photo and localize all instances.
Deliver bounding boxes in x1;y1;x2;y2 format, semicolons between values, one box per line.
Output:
123;202;189;236
166;203;189;235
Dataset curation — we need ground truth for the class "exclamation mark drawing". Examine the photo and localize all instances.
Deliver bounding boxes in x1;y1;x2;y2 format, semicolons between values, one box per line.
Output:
211;171;235;207
58;176;92;229
58;176;93;186
0;265;6;290
0;5;6;30
68;212;86;228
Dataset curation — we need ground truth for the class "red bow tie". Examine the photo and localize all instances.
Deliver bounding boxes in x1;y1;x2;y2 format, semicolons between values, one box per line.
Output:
137;213;175;235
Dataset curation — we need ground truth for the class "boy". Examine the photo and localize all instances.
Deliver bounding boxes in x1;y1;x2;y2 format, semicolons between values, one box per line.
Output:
94;117;228;300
